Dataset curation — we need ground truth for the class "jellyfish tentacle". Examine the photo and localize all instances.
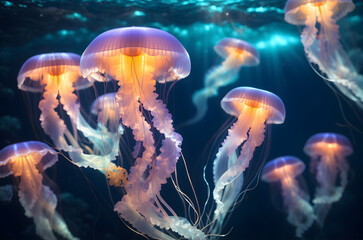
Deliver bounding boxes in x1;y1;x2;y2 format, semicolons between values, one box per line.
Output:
281;178;315;238
337;155;349;193
187;38;259;125
137;73;182;198
189;65;239;125
314;153;340;204
168;216;207;240
58;74;120;170
213;109;267;219
286;0;363;108
318;4;340;50
114;199;175;240
235;109;267;169
58;73;80;127
12;154;43;211
59;74;119;155
116;81;155;188
31;185;79;240
301;10;317;48
38;76;67;149
212;114;252;185
114;61;156;231
211;151;244;235
120;59;205;240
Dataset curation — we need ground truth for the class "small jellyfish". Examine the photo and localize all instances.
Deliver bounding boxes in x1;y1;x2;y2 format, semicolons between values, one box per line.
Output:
262;156;315;237
186;38;259;125
90;92;122;134
304;132;353;226
284;0;363;108
212;87;285;233
89;92;123;160
80;27;205;240
0;141;78;240
17;53;119;171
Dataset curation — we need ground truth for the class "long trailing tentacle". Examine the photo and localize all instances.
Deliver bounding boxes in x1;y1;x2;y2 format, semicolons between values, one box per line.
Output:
281;179;315;237
38;76;68;149
58;74;120;170
301;8;317;48
186;58;240;126
212;110;266;232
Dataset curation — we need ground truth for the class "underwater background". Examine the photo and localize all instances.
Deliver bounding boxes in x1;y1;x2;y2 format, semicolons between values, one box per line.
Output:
0;0;362;239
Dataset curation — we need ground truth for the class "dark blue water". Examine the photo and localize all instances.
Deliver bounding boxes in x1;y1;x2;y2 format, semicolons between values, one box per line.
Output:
0;1;362;239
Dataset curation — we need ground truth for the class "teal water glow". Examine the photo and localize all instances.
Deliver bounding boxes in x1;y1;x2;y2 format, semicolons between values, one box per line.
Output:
66;12;88;22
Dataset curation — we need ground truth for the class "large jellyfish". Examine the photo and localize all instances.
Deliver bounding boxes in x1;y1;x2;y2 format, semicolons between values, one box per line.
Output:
80;27;205;239
186;38;259;125
304;132;353;226
0;141;78;240
211;87;285;234
262;156;315;237
284;0;363;108
17;53;119;171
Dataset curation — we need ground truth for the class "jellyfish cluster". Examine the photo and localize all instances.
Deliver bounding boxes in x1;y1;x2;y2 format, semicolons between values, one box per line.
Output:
0;0;360;239
262;133;353;237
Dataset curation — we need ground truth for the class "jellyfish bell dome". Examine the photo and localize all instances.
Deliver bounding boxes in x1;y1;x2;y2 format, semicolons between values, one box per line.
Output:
284;0;355;25
18;53;91;92
262;156;306;183
221;87;286;124
214;38;260;66
17;52;91;92
90;92;118;115
304;132;353;157
80;26;191;83
0;141;57;178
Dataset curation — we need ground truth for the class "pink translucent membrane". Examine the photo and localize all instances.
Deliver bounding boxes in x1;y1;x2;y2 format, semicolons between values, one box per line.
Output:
221;86;286;124
18;52;91;92
80;26;191;82
214;38;259;66
0;141;57;178
262;156;305;183
304;132;353;156
285;0;355;25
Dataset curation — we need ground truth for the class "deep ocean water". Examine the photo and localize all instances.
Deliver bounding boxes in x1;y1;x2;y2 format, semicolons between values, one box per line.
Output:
0;1;362;239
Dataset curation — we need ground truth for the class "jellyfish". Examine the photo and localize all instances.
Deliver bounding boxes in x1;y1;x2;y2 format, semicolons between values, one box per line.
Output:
90;92;122;134
80;27;206;239
17;53;119;171
186;38;259;125
262;156;315;237
304;132;353;226
284;0;363;108
211;87;285;233
0;141;78;240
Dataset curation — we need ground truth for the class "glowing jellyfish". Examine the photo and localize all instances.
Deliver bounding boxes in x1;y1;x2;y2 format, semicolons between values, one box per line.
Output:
262;156;315;237
90;92;121;134
212;87;285;233
80;27;205;239
284;0;363;108
17;53;119;171
186;38;259;125
0;141;78;240
304;132;353;226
